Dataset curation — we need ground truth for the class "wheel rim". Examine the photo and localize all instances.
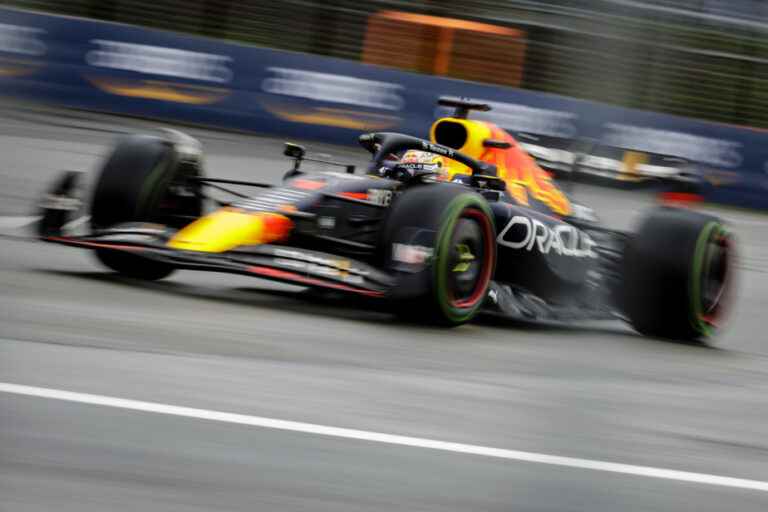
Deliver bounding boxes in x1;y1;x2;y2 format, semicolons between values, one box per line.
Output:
692;224;732;334
701;230;731;324
447;208;494;309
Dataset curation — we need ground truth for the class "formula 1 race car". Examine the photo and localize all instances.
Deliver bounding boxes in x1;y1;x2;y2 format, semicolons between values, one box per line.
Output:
37;97;733;341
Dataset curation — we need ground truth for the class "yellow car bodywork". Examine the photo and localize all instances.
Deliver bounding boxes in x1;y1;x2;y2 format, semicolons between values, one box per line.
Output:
430;116;572;216
167;208;292;253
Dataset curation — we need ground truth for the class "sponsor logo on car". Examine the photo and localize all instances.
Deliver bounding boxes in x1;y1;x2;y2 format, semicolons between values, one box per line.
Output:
420;141;454;157
235;188;309;212
498;215;597;258
274;257;365;285
392;243;433;264
317;216;336;229
272;248;368;285
367;189;393;206
291;178;326;190
273;248;348;267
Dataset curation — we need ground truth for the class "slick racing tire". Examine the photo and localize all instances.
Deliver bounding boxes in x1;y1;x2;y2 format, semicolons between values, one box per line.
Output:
622;206;733;342
90;134;203;280
94;250;176;281
383;185;496;326
91;134;203;230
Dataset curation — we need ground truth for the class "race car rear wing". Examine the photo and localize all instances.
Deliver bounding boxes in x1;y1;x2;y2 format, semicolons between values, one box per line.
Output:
437;96;491;119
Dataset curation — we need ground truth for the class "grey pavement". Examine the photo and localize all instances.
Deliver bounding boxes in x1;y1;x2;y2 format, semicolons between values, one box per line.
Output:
1;106;768;511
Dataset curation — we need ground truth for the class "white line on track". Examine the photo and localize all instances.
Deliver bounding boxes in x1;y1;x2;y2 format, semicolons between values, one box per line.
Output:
0;216;40;229
1;381;767;493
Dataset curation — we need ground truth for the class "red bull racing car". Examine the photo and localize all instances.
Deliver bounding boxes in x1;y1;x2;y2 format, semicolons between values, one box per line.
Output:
37;97;733;341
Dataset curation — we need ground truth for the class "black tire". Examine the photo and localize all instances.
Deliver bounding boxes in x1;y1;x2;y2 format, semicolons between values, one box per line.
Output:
91;134;202;229
622;206;733;341
90;134;203;280
94;250;176;281
383;185;496;326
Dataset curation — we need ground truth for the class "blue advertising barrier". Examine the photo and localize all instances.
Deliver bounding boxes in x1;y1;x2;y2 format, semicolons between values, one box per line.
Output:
2;7;768;209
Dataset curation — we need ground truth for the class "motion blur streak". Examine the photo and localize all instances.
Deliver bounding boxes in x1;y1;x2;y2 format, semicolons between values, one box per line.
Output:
3;108;768;512
3;381;768;493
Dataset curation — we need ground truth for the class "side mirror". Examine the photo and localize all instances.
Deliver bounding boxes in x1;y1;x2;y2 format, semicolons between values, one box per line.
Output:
283;143;305;180
358;133;378;154
474;162;498;177
37;170;85;237
472;174;507;192
483;138;512;149
284;142;306;159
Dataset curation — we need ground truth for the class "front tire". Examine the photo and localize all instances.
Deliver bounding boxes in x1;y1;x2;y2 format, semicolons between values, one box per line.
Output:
622;207;733;341
383;185;496;326
94;250;175;281
90;134;204;280
91;134;203;230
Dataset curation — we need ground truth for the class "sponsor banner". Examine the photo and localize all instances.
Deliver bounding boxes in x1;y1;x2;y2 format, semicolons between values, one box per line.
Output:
2;7;768;208
0;10;49;81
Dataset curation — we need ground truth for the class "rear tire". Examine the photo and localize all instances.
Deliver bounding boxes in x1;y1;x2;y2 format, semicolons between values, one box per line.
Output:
383;185;496;326
622;207;733;341
90;134;204;280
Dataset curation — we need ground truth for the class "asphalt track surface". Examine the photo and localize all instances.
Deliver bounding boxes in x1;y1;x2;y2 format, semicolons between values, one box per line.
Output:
2;104;768;511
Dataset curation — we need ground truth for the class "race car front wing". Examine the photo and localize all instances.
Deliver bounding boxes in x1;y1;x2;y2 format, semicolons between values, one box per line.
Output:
42;226;394;298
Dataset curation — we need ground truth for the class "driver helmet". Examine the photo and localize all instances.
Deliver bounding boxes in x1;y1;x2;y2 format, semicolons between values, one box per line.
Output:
393;150;447;180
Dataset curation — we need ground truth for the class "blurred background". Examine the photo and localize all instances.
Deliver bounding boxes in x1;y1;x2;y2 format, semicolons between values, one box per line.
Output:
3;0;768;208
3;3;768;512
5;0;768;127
